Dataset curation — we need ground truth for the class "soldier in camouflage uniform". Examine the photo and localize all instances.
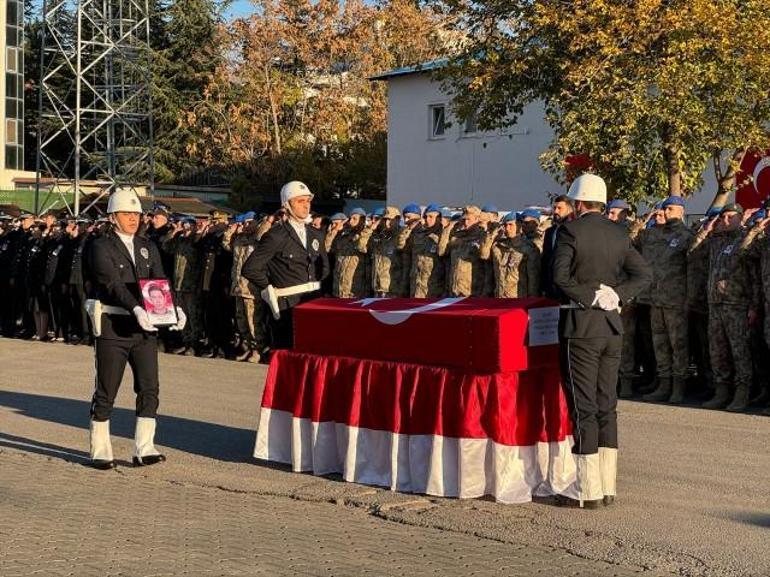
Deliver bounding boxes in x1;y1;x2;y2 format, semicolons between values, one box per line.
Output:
404;204;445;298
519;209;544;252
357;206;409;298
687;209;720;399
640;197;695;404
222;213;271;362
439;205;488;297
325;209;369;298
740;212;770;415
692;203;760;411
480;212;540;297
622;208;663;396
162;218;203;355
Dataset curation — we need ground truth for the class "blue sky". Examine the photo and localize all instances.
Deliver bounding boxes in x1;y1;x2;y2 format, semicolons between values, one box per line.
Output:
224;0;256;20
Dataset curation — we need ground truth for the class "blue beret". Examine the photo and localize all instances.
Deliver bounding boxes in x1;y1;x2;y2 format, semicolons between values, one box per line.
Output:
440;208;453;218
607;199;629;210
705;207;723;218
233;214;244;224
330;213;347;221
501;212;517;223
520;208;541;220
372;207;385;217
402;203;422;216
653;202;664;210
181;216;196;225
481;204;498;213
349;208;367;217
661;196;685;208
424;203;442;215
242;211;256;221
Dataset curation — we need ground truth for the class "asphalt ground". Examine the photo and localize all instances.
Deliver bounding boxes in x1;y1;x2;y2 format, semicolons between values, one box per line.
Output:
1;338;768;576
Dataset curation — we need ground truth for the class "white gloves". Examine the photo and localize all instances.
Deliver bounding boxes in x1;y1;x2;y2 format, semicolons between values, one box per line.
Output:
133;306;158;332
169;307;187;332
591;284;621;311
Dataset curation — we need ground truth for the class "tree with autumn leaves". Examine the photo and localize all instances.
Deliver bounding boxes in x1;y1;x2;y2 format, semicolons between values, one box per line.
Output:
437;0;770;206
184;0;450;206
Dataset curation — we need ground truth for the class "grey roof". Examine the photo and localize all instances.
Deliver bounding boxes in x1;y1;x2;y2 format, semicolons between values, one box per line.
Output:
370;58;447;81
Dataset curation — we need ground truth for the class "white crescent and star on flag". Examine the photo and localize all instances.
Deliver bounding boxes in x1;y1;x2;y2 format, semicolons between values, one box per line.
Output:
350;297;467;325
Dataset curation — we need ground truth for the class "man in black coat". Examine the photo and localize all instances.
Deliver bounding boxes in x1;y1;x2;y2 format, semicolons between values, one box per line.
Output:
241;181;329;350
87;188;186;470
541;194;575;299
552;174;651;508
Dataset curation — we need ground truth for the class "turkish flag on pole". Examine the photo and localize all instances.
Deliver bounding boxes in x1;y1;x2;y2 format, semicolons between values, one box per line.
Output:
736;150;770;209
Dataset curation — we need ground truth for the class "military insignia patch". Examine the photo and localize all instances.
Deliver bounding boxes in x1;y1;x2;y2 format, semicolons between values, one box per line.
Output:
140;247;149;260
312;238;320;251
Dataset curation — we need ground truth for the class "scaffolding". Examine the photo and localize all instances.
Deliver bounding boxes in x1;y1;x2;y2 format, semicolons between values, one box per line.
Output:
36;0;154;215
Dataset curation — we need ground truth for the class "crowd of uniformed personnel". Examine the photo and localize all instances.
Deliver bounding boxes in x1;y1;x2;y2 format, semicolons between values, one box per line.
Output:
2;194;769;416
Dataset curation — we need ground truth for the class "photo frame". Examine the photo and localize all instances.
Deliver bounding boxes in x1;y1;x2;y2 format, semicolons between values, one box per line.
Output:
139;279;178;327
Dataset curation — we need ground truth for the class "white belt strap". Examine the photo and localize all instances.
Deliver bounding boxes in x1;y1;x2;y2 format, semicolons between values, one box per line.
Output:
102;304;130;315
273;281;321;298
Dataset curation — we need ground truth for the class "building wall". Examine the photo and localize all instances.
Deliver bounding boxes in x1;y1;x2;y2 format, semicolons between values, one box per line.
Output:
385;73;562;211
384;73;716;214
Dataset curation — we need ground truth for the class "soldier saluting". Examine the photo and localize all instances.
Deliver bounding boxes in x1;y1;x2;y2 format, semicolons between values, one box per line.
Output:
87;188;186;470
241;181;329;350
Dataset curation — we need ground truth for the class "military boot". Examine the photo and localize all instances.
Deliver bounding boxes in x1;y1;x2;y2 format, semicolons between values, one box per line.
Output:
668;377;687;405
643;377;672;402
702;384;731;409
618;378;634;399
725;385;749;413
637;377;658;395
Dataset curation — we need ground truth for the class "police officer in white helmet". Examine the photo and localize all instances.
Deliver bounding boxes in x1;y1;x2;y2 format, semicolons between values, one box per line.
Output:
241;181;329;349
86;187;186;470
552;174;651;508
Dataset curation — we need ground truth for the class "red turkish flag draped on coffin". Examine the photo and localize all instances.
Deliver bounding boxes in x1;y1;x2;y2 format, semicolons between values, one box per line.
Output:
255;297;579;504
293;297;560;373
736;150;770;209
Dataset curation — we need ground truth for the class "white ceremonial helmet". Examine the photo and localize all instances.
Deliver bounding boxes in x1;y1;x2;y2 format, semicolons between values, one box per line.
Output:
567;174;607;204
280;181;314;206
107;187;143;213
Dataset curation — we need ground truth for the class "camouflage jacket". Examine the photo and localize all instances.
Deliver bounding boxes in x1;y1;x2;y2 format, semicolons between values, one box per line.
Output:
223;228;260;299
326;225;369;298
742;226;770;306
691;228;760;308
632;224;662;305
406;223;445;298
358;226;409;297
162;232;201;293
439;223;488;297
638;219;694;309
481;235;541;298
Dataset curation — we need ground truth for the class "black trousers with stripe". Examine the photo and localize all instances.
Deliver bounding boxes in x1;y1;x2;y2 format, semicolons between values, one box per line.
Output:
559;335;621;455
91;334;159;421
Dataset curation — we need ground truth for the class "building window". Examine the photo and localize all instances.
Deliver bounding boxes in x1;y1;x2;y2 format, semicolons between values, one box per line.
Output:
429;104;446;138
6;120;17;145
463;111;478;135
6;47;17;73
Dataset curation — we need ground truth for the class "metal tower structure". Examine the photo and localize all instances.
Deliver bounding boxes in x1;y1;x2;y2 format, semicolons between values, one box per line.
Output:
36;0;154;215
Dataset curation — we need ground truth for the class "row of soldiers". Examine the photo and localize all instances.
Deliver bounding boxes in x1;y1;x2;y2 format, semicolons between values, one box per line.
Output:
1;196;769;415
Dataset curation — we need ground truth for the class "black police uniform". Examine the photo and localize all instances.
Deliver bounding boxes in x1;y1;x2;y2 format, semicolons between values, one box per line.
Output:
552;212;651;456
88;229;166;421
241;221;329;349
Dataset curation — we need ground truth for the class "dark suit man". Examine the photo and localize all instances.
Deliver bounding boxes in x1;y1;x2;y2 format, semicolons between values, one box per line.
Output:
241;181;329;350
541;194;575;299
87;188;185;470
552;174;651;508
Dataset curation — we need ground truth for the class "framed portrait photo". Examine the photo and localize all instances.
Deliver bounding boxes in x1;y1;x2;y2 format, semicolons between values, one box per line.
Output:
139;279;178;327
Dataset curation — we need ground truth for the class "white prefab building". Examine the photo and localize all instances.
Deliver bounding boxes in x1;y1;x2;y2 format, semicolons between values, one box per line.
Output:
373;62;720;214
373;63;563;211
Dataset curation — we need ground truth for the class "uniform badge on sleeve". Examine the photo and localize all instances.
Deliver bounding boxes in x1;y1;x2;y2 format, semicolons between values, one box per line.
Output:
311;238;320;251
140;247;149;260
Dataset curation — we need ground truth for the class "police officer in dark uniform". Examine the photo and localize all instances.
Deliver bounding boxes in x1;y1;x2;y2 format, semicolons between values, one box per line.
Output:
241;181;329;350
87;188;186;470
552;174;651;508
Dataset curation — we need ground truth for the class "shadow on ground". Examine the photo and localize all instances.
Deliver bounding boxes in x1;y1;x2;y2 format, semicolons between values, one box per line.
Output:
0;390;255;463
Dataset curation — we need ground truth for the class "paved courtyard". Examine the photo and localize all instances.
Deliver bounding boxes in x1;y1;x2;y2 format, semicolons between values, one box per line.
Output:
1;339;768;577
